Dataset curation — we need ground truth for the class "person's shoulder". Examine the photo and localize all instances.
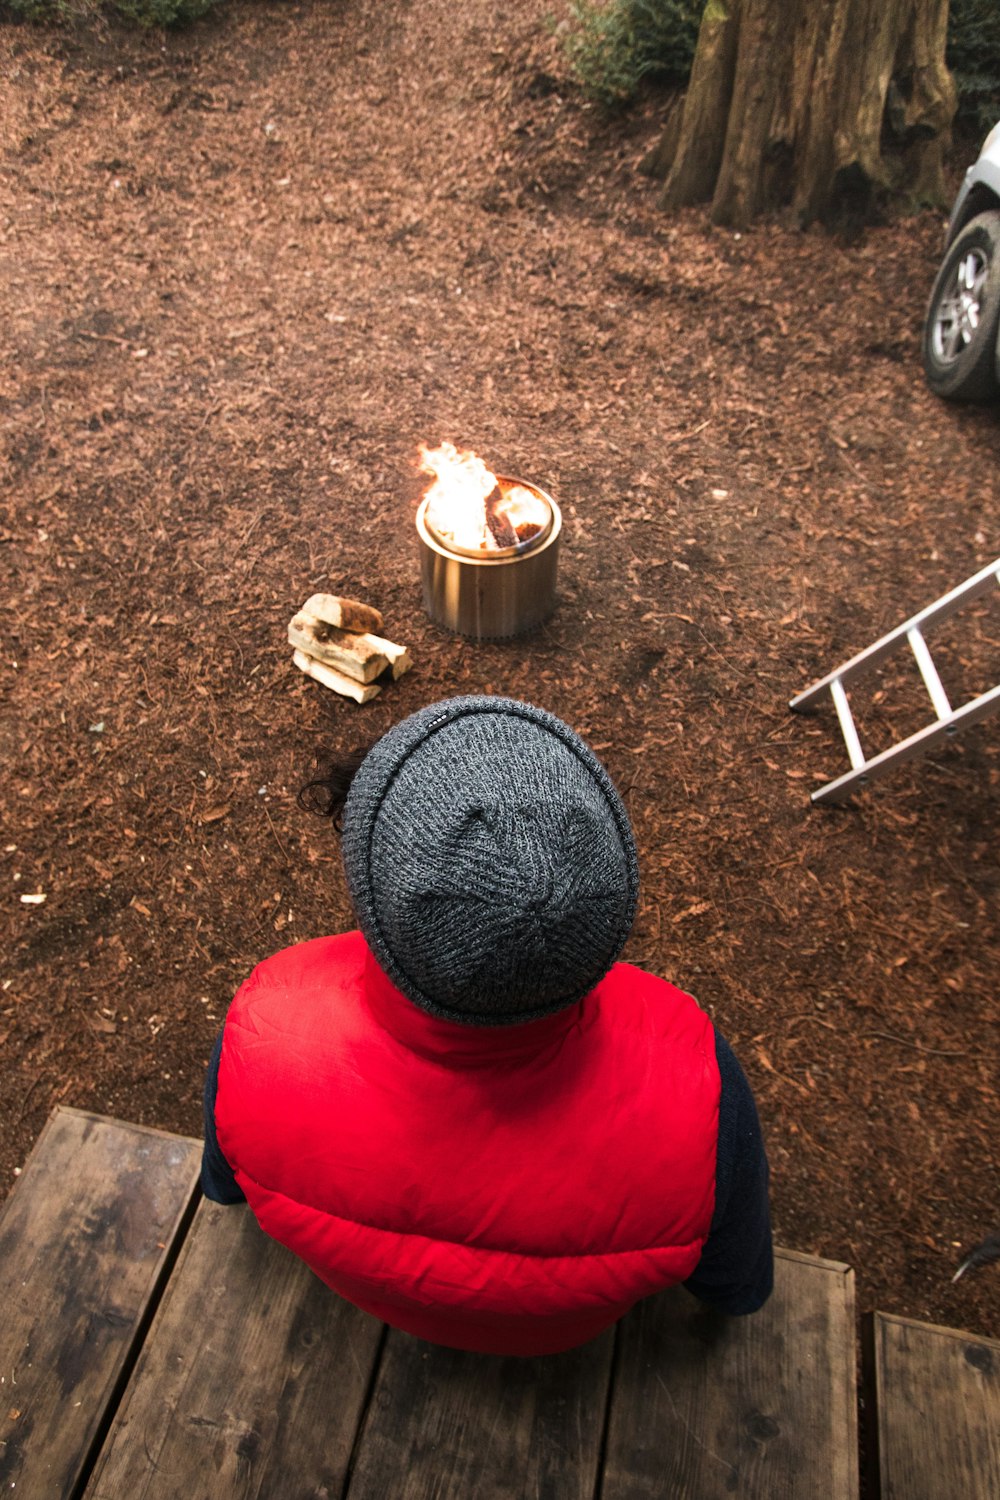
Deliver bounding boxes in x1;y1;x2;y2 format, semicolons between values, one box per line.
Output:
594;961;712;1038
599;960;702;1009
223;931;368;1037
237;930;367;997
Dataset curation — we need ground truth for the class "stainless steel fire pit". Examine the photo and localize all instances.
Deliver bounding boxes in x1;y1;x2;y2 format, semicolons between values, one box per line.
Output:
416;476;561;641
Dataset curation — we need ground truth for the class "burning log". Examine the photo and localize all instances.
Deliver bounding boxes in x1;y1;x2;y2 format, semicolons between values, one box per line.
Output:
293;648;382;704
484;484;518;549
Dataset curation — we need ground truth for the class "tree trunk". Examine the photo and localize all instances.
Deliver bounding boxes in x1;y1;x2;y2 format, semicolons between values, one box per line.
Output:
655;0;956;228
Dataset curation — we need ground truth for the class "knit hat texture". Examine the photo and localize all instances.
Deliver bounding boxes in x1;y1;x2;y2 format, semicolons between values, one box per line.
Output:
341;697;639;1024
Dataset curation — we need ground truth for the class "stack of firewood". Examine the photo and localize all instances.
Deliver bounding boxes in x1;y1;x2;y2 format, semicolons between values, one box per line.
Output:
289;594;411;704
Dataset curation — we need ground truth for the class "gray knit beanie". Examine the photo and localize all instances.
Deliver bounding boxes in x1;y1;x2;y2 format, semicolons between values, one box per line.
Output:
341;697;639;1025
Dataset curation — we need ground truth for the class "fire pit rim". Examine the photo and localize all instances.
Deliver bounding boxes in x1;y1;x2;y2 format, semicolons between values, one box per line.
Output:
417;475;557;561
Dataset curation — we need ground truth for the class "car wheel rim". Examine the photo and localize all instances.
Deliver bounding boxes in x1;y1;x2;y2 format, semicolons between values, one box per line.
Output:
932;249;990;363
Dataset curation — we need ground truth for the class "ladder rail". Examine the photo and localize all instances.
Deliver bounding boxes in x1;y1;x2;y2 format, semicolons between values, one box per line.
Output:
811;680;1000;805
790;558;1000;711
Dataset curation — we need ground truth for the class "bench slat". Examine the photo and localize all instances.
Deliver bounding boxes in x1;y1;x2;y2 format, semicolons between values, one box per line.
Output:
347;1324;614;1500
601;1248;858;1499
84;1200;383;1499
871;1310;1000;1500
0;1107;201;1500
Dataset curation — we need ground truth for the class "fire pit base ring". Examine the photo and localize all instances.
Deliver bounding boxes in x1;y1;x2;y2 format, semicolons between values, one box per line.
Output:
415;483;561;642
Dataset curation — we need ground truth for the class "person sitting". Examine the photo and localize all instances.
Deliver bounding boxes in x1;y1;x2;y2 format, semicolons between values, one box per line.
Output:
201;696;772;1356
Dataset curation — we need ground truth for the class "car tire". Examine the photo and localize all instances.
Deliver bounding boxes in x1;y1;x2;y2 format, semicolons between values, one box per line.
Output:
922;210;1000;402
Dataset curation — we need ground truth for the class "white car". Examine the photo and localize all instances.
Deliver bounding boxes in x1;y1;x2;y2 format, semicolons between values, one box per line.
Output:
923;120;1000;400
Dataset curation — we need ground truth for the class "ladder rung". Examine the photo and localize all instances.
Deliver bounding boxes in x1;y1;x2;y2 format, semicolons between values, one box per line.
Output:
811;679;1000;804
790;556;1000;711
792;557;1000;804
830;679;865;769
907;627;953;723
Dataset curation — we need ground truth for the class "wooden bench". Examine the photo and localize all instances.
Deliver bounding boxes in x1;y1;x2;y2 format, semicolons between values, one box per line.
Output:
868;1310;1000;1500
2;1108;862;1498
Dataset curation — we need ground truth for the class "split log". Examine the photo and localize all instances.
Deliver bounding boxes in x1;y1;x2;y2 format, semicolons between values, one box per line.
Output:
302;593;384;636
288;613;389;683
293;649;381;704
362;633;412;681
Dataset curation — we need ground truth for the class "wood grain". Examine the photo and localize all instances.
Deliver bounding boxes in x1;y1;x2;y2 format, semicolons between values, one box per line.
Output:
0;1107;201;1500
346;1324;615;1500
871;1310;1000;1500
288;614;388;683
601;1247;858;1500
292;646;382;702
85;1200;383;1500
302;593;385;636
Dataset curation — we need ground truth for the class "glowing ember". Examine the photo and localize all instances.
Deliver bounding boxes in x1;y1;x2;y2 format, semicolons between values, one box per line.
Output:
418;442;549;553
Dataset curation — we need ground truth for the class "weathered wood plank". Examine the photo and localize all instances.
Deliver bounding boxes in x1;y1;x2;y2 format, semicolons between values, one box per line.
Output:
602;1248;858;1499
85;1201;383;1500
0;1107;201;1500
346;1325;615;1500
870;1310;1000;1500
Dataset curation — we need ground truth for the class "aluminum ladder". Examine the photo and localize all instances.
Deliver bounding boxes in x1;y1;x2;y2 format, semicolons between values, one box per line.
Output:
790;557;1000;805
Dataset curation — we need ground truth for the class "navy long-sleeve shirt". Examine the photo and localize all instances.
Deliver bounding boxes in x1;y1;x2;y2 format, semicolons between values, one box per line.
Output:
202;1024;772;1316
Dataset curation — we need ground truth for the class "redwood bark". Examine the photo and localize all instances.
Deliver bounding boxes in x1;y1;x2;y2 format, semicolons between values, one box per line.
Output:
656;0;956;228
657;0;740;206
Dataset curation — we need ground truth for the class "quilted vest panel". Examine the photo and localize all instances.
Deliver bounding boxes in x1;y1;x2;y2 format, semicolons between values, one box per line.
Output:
216;931;720;1355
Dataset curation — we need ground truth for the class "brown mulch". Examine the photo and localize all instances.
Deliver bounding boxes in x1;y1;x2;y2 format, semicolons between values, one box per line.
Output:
1;0;998;1344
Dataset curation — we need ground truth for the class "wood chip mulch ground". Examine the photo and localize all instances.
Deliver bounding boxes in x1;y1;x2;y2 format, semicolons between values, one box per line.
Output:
1;0;998;1342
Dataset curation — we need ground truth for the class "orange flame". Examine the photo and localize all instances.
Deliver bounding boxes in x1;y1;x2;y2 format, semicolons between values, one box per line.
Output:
418;442;547;552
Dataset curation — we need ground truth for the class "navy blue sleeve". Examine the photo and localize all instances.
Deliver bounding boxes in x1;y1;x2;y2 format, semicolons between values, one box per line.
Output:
201;1030;246;1205
683;1029;773;1315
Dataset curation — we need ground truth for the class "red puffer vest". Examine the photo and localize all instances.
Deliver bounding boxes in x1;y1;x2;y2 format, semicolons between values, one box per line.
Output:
215;930;720;1356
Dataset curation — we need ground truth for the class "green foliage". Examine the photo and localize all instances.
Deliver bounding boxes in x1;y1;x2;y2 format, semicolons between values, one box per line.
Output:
947;0;1000;135
561;0;703;108
3;0;221;24
116;0;219;22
